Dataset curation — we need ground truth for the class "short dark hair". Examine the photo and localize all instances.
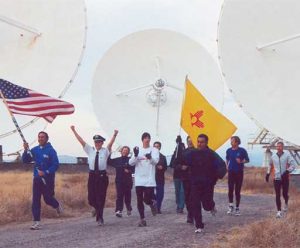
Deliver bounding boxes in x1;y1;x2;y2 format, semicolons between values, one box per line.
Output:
141;132;151;141
38;131;49;141
153;141;161;147
121;146;130;153
231;136;241;145
277;141;284;146
198;134;208;143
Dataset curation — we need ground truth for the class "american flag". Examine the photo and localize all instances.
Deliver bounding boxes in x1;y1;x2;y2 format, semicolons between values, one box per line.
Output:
0;79;75;123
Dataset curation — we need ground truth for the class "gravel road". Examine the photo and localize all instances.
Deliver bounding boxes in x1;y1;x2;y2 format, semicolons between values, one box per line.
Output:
0;183;275;248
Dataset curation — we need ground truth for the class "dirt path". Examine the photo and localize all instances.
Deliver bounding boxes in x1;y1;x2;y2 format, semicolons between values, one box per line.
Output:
0;183;275;248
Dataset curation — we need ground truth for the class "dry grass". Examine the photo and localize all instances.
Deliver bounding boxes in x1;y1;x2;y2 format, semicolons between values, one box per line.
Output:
212;196;300;248
0;170;116;225
212;168;300;248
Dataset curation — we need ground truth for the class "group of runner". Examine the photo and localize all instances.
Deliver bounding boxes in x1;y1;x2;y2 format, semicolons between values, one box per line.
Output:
22;127;296;233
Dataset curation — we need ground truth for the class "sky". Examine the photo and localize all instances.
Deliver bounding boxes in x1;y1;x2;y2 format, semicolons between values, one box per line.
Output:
1;0;265;165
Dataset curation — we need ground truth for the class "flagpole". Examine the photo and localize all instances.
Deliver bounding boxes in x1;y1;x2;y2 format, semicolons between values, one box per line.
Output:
179;75;188;135
0;90;46;185
0;90;27;143
175;75;188;158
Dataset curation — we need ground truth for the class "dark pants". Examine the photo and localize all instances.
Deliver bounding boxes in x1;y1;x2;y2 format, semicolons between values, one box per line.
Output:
228;171;244;207
174;178;185;210
191;182;215;229
88;171;109;220
32;176;59;221
274;178;289;211
115;181;132;212
183;179;193;218
136;186;155;219
155;183;165;211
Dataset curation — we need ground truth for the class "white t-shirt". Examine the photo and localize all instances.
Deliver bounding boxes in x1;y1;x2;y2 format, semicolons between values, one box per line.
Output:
83;144;110;171
129;146;159;187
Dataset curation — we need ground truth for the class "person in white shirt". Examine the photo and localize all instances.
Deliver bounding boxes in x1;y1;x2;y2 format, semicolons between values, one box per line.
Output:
129;132;159;227
70;125;118;226
266;141;296;218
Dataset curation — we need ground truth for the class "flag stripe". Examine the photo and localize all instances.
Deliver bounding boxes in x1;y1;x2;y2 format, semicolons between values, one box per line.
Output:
9;105;74;113
11;108;74;116
12;110;73;117
7;101;72;109
6;97;62;104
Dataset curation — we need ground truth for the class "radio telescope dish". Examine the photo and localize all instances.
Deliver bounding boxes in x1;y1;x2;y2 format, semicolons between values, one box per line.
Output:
218;0;300;145
0;0;87;155
92;29;224;153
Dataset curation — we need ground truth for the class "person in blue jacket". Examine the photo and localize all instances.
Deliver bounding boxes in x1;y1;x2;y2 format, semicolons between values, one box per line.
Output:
22;131;62;230
108;146;134;218
226;136;249;216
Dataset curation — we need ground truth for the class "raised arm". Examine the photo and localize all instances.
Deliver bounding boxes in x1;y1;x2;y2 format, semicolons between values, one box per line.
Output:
107;130;118;152
70;125;86;147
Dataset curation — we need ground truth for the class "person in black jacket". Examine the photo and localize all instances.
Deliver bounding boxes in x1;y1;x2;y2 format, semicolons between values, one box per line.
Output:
153;141;168;214
169;136;186;213
108;146;133;217
183;134;218;233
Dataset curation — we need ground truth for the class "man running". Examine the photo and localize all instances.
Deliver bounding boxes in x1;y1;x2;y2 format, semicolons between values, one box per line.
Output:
22;131;63;230
129;132;159;227
266;141;296;218
108;146;133;217
226;136;249;216
183;134;219;233
70;125;118;226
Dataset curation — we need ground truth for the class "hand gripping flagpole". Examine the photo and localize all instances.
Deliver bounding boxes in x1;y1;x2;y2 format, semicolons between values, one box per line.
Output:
0;90;46;184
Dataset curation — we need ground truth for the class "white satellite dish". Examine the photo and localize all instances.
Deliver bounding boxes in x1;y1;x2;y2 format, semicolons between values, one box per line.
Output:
218;0;300;145
0;0;87;154
92;29;224;154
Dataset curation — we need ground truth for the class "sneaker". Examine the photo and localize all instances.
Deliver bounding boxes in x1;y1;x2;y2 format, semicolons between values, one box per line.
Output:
187;216;194;224
30;221;41;230
234;207;241;216
283;203;288;212
195;228;203;234
56;202;64;215
127;210;132;216
276;211;283;218
211;206;217;217
115;211;122;218
227;205;234;215
150;201;158;216
97;218;104;226
138;219;147;227
157;209;162;214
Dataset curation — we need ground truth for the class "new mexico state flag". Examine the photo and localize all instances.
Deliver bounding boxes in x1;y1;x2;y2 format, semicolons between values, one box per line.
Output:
180;79;237;150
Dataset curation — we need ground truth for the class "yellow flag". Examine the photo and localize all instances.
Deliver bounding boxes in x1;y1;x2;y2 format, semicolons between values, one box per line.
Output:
180;79;237;150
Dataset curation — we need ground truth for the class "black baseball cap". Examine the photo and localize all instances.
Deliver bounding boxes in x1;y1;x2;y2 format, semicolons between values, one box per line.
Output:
93;135;105;142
